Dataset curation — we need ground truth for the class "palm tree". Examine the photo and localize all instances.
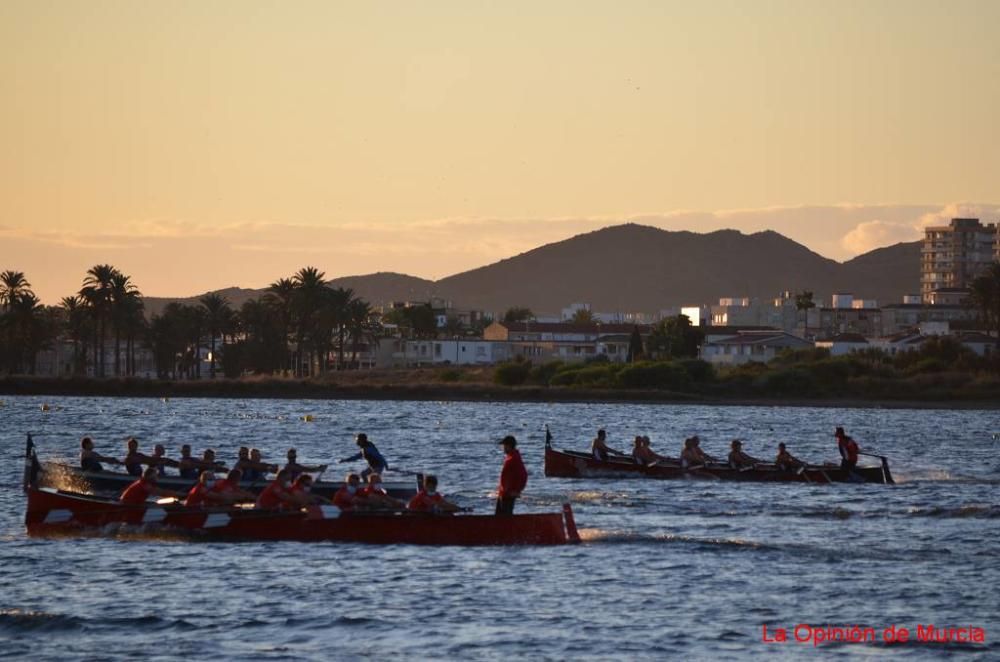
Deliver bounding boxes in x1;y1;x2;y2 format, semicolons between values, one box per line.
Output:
0;271;30;312
292;267;327;376
795;291;816;339
266;277;297;374
200;293;232;378
968;262;1000;347
109;271;139;376
81;264;118;377
326;287;355;370
346;298;378;367
9;292;53;374
61;295;90;375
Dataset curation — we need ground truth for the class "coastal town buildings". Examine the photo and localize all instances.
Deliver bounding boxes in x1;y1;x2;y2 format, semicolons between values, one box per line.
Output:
921;217;1000;303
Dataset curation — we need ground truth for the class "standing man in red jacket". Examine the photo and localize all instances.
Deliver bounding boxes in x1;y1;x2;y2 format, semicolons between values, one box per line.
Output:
496;435;527;515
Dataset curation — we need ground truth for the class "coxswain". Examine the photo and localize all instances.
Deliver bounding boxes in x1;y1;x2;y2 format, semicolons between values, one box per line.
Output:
775;442;805;472
357;474;404;510
835;427;860;472
406;474;459;513
338;433;389;479
727;439;761;469
184;471;229;508
122;437;162;477
119;466;183;505
80;437;120;472
332;473;363;511
208;469;256;504
256;468;296;510
496;435;527;515
591;429;625;462
283;448;327;482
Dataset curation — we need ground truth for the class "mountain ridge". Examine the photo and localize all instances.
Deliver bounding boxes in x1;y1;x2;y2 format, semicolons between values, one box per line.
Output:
143;224;922;317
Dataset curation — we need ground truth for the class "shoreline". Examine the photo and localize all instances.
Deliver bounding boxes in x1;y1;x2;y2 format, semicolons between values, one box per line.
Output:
1;377;996;410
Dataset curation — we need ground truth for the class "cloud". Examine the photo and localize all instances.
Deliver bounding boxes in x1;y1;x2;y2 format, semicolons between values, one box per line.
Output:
841;220;921;254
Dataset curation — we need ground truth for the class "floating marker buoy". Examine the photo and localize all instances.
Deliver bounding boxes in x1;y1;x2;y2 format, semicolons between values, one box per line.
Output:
41;403;50;412
303;415;314;422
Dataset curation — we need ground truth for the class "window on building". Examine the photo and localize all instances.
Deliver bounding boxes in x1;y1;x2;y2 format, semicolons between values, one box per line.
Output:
435;344;441;357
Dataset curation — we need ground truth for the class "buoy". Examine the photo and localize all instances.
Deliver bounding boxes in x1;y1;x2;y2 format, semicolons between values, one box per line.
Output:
41;403;50;412
303;415;314;422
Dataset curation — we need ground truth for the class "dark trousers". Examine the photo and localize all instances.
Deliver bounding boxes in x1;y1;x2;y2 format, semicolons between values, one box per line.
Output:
495;496;517;516
841;459;857;472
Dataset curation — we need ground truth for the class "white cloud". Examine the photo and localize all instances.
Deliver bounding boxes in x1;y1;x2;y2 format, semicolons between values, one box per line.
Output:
841;220;921;254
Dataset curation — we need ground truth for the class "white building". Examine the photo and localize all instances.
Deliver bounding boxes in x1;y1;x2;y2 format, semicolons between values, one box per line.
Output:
700;330;813;365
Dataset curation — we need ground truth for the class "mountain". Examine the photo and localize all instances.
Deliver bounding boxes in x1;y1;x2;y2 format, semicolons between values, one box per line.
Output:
435;224;911;313
144;225;922;316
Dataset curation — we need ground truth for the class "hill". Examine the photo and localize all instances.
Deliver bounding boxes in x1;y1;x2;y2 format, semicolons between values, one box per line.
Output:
144;225;922;315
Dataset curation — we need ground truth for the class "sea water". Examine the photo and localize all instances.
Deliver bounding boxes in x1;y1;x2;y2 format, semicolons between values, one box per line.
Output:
0;396;997;660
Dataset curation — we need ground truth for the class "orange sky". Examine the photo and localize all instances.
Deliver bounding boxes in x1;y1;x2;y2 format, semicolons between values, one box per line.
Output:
1;1;998;303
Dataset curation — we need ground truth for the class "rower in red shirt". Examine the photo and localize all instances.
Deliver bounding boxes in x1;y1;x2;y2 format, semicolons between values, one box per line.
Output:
208;469;255;504
835;427;860;472
496;435;527;515
256;468;296;510
332;473;363;511
406;475;459;513
357;473;404;510
120;466;183;505
183;471;233;508
286;474;329;509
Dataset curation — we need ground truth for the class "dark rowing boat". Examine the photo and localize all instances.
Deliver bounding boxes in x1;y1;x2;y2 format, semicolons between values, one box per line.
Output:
22;437;581;546
544;437;894;485
32;441;419;500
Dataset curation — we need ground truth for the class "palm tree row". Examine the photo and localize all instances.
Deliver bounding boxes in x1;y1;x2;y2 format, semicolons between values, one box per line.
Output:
3;264;383;378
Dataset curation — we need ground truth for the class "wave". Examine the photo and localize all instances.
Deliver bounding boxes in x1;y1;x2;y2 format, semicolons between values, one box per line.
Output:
577;528;779;551
906;504;1000;519
0;610;195;634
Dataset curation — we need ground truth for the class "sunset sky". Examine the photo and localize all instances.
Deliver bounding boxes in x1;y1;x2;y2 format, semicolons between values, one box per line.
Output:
2;1;999;303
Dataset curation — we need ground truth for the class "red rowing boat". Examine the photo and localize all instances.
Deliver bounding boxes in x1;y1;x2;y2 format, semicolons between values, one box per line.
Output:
22;437;581;546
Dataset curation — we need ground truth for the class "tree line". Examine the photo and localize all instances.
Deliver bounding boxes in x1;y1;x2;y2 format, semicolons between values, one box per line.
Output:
0;266;384;378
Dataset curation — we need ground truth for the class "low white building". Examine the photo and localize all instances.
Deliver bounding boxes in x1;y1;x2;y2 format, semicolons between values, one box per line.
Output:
701;330;813;365
396;340;511;366
814;333;870;356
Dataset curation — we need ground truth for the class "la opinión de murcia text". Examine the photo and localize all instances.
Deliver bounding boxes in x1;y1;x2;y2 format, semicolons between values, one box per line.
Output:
762;624;987;646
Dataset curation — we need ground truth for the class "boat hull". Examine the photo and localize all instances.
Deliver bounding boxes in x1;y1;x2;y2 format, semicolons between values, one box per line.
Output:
544;445;893;484
23;487;579;546
37;462;418;500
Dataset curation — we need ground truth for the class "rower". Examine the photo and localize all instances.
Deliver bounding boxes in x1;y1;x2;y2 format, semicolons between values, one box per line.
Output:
286;474;328;508
80;437;120;472
201;448;228;473
681;436;718;468
208;469;256;504
775;442;805;472
151;444;180;476
835;427;860;472
338;433;388;479
283;448;327;482
406;475;459;513
184;471;230;507
691;436;719;464
332;473;363;511
122;437;161;477
727;439;761;469
234;447;277;483
119;466;184;505
357;473;404;510
633;436;673;466
177;445;200;480
591;429;625;461
256;468;296;511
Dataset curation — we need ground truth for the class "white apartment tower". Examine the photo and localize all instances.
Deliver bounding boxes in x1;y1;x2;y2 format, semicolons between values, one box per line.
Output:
921;218;1000;303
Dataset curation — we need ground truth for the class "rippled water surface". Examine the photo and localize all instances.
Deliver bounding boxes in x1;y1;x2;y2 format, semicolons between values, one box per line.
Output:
1;396;997;660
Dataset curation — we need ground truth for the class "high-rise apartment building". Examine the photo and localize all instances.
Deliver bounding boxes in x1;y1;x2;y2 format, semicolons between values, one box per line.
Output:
921;218;1000;303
